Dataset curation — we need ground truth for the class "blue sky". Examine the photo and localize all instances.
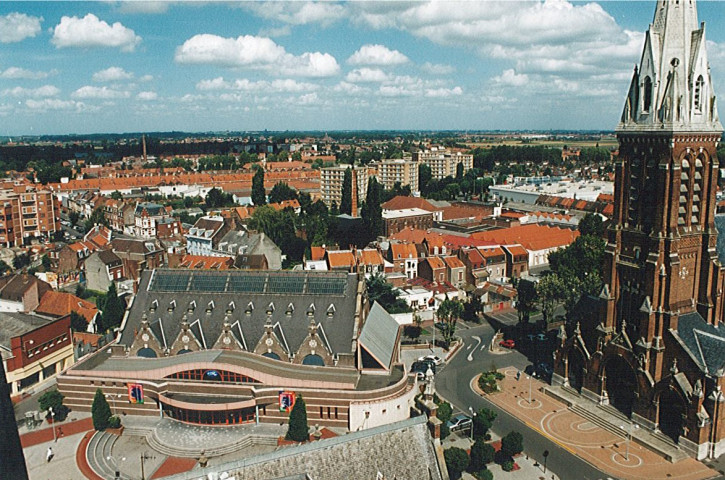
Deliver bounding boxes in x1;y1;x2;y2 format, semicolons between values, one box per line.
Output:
1;1;724;135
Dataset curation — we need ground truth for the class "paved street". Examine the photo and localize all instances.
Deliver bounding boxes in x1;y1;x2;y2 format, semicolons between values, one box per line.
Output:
435;320;609;480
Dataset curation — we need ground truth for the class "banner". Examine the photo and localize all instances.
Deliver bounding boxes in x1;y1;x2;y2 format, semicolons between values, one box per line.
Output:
279;391;296;412
128;383;144;404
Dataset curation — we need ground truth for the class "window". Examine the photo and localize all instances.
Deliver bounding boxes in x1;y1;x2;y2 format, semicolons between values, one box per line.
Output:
695;75;704;112
643;76;653;112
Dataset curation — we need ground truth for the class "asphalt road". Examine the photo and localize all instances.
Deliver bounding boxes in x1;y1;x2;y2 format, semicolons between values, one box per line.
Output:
435;321;611;480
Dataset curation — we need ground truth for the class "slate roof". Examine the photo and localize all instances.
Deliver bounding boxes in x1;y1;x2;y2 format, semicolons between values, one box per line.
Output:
135;202;164;217
159;415;442;480
96;249;122;266
119;269;360;357
673;312;725;375
0;312;55;354
358;302;399;370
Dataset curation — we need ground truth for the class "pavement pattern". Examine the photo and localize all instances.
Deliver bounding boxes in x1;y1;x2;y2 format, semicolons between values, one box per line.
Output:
480;367;719;480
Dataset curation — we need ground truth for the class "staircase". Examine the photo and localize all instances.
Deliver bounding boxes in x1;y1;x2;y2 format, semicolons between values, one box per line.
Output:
146;429;278;458
86;431;132;480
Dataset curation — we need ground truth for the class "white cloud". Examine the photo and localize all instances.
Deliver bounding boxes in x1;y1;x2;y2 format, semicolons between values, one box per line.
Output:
71;85;131;99
241;2;346;27
421;62;455;75
139;74;154;82
492;69;529;87
348;44;409;66
175;34;339;77
25;99;82;111
0;12;42;43
2;85;60;98
197;77;319;93
137;91;158;100
51;14;141;52
92;67;134;82
425;87;463;98
297;92;318;105
333;81;369;95
345;68;389;83
0;67;56;80
116;1;172;14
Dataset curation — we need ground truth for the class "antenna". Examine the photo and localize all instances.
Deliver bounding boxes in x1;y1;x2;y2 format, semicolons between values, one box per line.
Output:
142;134;147;164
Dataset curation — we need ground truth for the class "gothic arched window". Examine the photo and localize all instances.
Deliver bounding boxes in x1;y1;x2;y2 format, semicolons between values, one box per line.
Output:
695;76;704;112
643;76;653;112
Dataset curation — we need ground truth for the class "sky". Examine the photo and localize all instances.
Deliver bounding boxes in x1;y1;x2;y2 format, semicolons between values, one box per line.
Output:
1;1;725;136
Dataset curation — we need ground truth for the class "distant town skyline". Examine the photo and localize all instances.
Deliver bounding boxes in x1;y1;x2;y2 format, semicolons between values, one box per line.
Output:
1;1;724;136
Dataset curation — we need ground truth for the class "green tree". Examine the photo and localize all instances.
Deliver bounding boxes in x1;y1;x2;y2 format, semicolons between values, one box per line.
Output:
437;298;464;345
84;206;108;232
536;273;566;323
110;191;123;200
39;389;69;421
340;167;352;215
285;394;309;442
472;407;497;440
12;253;30;270
516;278;538;323
419;163;432;195
361;176;383;244
500;430;524;458
579;212;605;237
70;311;87;332
69;211;80;226
456;161;464;181
100;282;124;331
268;181;298;204
41;254;51;270
205;187;233;208
252;165;266;206
444;447;470;480
469;439;495;472
365;274;411;314
91;388;112;431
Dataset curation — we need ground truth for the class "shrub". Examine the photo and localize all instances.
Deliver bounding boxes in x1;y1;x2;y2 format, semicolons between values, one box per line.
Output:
473;469;494;480
436;401;453;424
108;416;121;429
501;460;515;472
469;440;495;472
39;389;69;421
440;423;450;440
285;394;309;442
501;431;524;458
473;408;497;440
444;447;470;480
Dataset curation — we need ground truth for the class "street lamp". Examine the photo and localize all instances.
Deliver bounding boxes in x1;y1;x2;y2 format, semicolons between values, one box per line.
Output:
48;407;56;443
140;451;154;480
106;455;126;480
468;407;477;442
619;422;639;460
527;375;533;404
106;393;122;416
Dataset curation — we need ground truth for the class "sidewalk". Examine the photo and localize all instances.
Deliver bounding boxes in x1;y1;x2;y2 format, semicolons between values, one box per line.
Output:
477;367;719;480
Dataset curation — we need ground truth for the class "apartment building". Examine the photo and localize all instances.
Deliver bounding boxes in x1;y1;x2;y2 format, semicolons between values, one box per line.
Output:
319;165;369;216
412;147;473;180
0;186;59;247
371;158;419;192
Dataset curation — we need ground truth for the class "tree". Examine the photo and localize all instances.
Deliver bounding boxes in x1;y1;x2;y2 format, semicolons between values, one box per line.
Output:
456;161;464;181
419;163;432;195
340;167;352;215
516;278;538;323
100;282;124;331
500;430;524;458
41;254;51;270
0;259;10;275
39;389;69;421
536;273;567;323
205;187;233;208
469;439;495;472
91;388;112;431
268;181;298;204
252;165;266;206
12;253;30;270
69;211;80;226
70;311;87;332
472;407;497;440
110;191;123;200
437;298;464;345
444;447;470;480
579;212;605;237
84;206;108;232
361;176;383;244
365;274;411;314
285;394;309;442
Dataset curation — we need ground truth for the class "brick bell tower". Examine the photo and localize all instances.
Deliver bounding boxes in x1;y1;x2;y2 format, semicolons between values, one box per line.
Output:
599;0;723;379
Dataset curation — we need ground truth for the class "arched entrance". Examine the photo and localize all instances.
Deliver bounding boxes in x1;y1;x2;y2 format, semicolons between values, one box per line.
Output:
567;348;585;393
658;388;686;443
604;355;637;417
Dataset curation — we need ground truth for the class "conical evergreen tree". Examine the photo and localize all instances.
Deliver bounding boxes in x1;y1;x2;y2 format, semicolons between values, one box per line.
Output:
91;388;112;431
100;282;124;331
285;394;309;442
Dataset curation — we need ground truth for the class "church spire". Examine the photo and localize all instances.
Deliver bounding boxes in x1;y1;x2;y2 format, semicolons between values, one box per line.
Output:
619;0;721;132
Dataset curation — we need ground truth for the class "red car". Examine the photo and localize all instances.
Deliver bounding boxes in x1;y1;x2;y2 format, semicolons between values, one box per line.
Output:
499;339;516;349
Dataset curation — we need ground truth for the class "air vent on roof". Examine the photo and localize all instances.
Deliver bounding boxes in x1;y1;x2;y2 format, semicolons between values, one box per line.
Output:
168;300;176;312
150;299;158;312
327;304;336;317
307;303;316;317
226;301;235;314
188;300;196;313
245;302;254;315
266;302;275;315
206;300;214;314
286;303;294;316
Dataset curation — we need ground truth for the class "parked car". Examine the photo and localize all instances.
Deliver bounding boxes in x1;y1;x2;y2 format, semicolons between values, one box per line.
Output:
499;339;516;349
419;354;444;366
446;414;472;432
411;360;435;375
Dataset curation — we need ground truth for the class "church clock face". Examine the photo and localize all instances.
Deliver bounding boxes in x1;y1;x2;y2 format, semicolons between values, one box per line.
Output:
265;338;274;347
223;336;231;345
309;340;318;349
141;333;149;342
182;335;190;343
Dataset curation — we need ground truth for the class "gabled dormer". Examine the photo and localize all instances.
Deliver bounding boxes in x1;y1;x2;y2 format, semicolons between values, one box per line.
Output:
253;321;290;362
212;317;243;351
130;313;164;358
169;316;203;355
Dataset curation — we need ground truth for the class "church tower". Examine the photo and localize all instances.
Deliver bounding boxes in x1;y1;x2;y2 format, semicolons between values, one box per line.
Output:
555;0;725;458
602;0;722;376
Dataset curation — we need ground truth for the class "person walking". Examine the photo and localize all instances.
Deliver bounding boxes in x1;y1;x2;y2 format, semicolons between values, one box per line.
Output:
46;446;53;462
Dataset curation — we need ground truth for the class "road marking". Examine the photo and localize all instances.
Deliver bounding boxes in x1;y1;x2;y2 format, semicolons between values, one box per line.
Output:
468;336;481;361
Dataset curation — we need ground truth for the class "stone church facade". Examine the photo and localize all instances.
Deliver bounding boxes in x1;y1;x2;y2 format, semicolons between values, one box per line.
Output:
554;0;725;460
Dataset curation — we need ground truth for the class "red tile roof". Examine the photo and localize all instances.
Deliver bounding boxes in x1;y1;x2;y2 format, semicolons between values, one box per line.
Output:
425;256;446;270
310;246;326;261
471;224;579;251
390;243;418;260
326;250;356;269
442;256;465;269
36;291;98;324
381;196;439;212
177;255;234;270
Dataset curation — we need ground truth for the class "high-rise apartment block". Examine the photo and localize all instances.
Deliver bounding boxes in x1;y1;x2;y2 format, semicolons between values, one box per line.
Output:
412;147;473;180
319;165;369;216
0;185;60;247
371;158;419;192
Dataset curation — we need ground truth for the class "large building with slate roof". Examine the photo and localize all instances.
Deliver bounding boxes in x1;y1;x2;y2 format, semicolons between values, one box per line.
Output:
58;269;416;432
555;0;725;460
